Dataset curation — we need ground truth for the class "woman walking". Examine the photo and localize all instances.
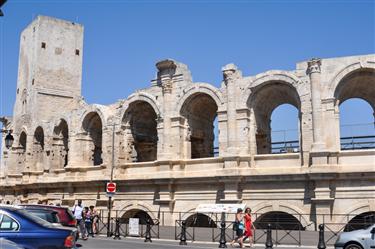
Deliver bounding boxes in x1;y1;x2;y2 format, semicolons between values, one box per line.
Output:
230;208;244;248
243;207;255;247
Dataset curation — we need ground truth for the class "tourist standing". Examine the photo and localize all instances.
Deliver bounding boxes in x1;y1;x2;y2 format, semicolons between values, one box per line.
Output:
84;207;92;238
72;199;87;240
90;205;98;236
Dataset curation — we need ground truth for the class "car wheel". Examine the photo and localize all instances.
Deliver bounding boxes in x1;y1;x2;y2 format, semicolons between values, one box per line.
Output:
344;243;363;249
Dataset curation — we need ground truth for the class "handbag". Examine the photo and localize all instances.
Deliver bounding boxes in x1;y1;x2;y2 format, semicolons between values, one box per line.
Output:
232;221;238;231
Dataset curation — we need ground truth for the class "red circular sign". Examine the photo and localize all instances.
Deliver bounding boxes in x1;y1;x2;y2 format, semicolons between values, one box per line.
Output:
106;182;116;193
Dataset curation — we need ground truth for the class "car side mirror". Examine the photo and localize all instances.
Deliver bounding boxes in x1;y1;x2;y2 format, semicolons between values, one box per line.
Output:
371;227;375;234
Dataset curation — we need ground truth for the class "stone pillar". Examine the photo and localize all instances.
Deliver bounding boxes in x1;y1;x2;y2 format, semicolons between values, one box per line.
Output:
160;76;173;160
307;59;326;151
222;64;241;155
311;180;334;226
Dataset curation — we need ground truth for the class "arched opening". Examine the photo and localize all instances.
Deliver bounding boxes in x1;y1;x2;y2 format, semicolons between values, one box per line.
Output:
181;93;218;159
82;112;103;166
52;119;69;168
33;126;44;171
121;209;154;225
17;131;27;171
335;69;375;150
122;101;158;162
185;213;217;228
270;104;300;153
339;99;375;150
344;211;375;231
248;82;301;154
253;211;304;230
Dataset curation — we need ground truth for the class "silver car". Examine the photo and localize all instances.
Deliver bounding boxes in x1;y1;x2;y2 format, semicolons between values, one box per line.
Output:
335;224;375;249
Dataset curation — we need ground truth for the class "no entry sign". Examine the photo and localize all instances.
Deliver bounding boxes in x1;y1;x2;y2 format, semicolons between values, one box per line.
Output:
106;182;116;193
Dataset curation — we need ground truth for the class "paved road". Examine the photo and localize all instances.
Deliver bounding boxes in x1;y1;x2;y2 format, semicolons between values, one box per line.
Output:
78;236;327;249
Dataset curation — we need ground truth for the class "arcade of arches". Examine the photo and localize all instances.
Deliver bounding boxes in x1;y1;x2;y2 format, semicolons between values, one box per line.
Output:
0;18;374;232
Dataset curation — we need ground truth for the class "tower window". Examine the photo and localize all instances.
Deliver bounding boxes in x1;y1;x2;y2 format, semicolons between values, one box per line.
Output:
75;49;80;56
32;79;35;85
41;42;46;49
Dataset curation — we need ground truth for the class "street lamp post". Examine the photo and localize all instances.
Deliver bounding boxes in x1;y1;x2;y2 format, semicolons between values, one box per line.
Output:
107;123;118;237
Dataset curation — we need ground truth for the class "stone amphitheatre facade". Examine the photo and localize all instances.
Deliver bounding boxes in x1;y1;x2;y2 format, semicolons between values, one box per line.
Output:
1;16;374;229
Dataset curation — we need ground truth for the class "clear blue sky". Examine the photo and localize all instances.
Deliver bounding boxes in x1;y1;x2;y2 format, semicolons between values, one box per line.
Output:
0;0;374;140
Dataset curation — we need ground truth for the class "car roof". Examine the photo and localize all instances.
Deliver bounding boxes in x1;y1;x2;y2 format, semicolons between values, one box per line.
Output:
19;204;67;209
0;205;23;211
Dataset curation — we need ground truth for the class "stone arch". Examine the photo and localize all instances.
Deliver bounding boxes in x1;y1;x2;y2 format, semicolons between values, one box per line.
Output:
78;105;108;132
179;90;219;159
117;201;157;221
121;99;158;163
336;202;372;224
327;61;375;100
51;118;69;169
247;77;302;154
252;201;309;228
81;111;103;166
241;71;302;106
16;130;28;173
184;213;217;227
330;65;375;150
32;126;45;171
119;92;161;123
175;83;224;114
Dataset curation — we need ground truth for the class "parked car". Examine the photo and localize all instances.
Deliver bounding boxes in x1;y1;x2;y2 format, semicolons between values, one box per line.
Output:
20;204;76;227
0;238;23;249
335;224;375;249
0;205;77;249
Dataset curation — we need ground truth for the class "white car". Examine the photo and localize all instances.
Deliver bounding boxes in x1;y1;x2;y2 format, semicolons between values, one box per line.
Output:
335;224;375;249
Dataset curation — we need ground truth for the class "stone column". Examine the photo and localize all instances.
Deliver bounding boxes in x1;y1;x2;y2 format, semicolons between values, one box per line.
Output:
222;64;241;155
307;58;326;151
160;76;173;160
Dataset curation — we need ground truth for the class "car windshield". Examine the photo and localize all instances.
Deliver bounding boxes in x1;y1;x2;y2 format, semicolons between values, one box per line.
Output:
17;209;54;228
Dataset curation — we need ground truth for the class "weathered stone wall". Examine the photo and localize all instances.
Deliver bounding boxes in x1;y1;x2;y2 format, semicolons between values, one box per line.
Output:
1;16;374;229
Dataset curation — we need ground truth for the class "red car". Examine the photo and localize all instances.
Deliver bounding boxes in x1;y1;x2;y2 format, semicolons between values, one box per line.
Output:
19;204;77;227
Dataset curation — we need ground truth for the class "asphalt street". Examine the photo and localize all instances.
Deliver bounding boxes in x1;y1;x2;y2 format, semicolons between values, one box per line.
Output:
78;236;329;249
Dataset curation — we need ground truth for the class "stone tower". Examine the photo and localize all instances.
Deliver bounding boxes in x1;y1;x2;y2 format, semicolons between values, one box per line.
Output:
13;15;83;123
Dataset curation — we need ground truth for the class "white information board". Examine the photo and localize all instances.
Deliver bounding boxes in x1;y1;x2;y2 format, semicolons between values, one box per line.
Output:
195;203;246;213
129;218;140;236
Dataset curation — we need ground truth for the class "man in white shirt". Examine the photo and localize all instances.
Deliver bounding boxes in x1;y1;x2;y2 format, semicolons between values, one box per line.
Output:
72;199;87;240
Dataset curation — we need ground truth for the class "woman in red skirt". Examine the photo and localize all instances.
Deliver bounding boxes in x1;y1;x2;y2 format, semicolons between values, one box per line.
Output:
243;207;255;247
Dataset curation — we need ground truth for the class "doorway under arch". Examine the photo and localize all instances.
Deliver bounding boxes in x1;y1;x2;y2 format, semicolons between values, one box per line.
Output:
253;211;304;230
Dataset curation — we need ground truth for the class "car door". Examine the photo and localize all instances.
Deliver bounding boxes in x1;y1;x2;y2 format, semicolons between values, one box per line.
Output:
0;213;21;244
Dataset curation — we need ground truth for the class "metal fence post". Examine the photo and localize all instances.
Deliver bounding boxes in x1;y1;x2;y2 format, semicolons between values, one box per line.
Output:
265;223;273;249
179;220;187;245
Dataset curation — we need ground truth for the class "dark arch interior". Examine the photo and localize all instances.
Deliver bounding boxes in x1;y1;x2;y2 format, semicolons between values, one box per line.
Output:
181;93;218;159
248;82;301;154
53;119;69;167
185;213;217;228
121;209;154;225
34;127;44;150
344;211;375;232
253;211;304;230
82;112;103;165
124;101;158;162
19;132;27;150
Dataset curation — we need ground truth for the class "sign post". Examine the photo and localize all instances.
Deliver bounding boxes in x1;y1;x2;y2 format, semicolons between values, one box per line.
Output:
106;182;116;237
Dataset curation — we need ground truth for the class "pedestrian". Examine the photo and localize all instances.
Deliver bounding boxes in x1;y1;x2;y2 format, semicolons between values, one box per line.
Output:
90;205;98;236
243;207;255;247
72;199;87;240
230;208;244;248
83;207;92;238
